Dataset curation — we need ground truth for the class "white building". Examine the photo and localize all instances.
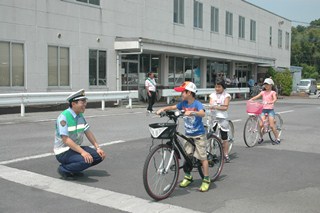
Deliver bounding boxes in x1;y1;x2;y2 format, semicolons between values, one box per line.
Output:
0;0;291;99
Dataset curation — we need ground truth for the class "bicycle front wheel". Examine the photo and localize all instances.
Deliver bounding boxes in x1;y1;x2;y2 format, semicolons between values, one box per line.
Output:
269;113;283;142
143;144;179;200
243;115;260;147
227;120;235;154
198;135;224;182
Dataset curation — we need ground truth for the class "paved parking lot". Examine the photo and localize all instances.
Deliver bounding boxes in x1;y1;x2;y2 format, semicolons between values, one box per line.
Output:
0;97;319;213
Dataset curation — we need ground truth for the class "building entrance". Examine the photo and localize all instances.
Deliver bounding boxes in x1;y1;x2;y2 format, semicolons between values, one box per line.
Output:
235;63;252;87
121;60;139;91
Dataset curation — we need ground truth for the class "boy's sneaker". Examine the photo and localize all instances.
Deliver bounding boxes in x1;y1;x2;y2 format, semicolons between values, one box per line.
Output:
199;178;211;192
179;175;193;188
258;138;264;144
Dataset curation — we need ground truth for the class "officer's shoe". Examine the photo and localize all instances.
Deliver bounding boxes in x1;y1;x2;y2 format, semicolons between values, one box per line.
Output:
57;167;75;180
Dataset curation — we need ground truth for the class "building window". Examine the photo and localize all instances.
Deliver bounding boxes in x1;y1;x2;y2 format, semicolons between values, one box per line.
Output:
89;49;107;86
239;16;245;39
173;0;184;24
193;0;203;28
211;7;219;33
169;57;201;88
250;20;256;41
48;46;69;87
269;26;272;46
76;0;100;6
207;60;230;88
285;32;290;50
278;29;283;48
0;41;24;87
225;11;233;36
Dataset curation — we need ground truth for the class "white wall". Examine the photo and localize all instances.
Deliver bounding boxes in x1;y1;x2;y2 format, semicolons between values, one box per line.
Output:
0;0;291;92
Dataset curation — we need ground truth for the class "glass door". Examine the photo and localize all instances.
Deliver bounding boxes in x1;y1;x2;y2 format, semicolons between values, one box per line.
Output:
235;63;252;88
121;61;139;90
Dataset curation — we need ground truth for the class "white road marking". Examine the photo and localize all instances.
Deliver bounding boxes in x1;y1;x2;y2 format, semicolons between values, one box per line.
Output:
231;119;242;123
277;110;294;114
0;140;126;165
0;165;203;213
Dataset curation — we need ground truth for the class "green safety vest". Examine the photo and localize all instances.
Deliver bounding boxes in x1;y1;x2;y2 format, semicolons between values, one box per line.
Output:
61;109;86;145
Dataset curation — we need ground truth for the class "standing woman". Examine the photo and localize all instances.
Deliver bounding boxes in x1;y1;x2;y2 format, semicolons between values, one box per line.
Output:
145;72;157;113
209;80;232;162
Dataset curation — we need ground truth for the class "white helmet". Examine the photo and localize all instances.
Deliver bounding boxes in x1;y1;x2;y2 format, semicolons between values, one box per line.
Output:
263;78;274;85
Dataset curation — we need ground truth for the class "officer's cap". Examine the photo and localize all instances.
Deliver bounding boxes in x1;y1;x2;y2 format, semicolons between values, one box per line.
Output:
67;89;87;102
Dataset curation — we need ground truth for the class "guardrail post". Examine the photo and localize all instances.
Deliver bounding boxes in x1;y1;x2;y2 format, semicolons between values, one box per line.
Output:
21;103;25;117
128;98;132;109
101;100;105;110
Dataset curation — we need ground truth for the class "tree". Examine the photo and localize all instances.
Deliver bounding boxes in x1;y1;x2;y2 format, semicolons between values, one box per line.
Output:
266;67;276;79
301;63;319;79
291;18;320;80
274;70;293;96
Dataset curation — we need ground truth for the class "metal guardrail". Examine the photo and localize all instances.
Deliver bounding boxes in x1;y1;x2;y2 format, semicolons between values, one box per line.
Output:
0;90;138;116
162;87;250;104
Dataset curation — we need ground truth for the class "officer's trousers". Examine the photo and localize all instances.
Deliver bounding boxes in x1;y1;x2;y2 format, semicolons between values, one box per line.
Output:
56;146;103;174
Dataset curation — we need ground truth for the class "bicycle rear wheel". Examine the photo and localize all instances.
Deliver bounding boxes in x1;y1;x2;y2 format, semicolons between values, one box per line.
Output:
198;135;224;182
269;113;283;142
243;115;260;147
227;120;235;154
143;144;179;200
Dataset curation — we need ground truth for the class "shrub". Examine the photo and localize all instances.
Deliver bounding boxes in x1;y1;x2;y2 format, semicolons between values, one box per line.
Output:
274;70;293;96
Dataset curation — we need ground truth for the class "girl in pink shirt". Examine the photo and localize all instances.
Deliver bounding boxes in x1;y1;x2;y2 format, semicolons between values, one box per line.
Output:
249;78;280;144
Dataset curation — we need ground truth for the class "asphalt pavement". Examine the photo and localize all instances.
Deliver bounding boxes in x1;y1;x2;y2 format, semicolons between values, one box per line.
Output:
0;95;319;213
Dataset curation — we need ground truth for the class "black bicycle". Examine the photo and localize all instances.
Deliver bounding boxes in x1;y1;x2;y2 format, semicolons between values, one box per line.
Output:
143;110;224;200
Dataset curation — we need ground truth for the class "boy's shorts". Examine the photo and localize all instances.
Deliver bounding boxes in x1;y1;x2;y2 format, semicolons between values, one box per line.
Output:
184;134;207;161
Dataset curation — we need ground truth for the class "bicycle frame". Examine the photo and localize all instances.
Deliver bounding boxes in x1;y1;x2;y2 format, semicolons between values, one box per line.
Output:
173;132;196;169
144;110;224;200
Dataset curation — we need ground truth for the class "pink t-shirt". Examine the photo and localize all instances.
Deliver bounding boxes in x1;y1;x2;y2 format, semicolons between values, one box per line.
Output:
261;90;276;109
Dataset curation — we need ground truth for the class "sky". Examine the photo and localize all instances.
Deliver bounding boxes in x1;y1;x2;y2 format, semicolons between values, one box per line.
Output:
245;0;320;26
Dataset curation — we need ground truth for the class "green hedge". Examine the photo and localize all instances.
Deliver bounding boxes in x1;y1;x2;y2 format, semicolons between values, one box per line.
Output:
267;67;293;96
274;70;293;96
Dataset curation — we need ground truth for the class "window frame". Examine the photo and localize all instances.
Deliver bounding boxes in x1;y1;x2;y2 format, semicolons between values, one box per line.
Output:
89;49;107;87
210;6;219;33
193;0;203;29
269;26;272;46
173;0;184;24
239;16;245;39
0;41;25;87
76;0;100;6
225;11;233;36
48;45;70;87
285;31;290;50
250;19;256;41
278;29;283;49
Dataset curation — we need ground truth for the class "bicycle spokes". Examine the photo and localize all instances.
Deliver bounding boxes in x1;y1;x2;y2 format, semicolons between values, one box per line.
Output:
143;144;179;200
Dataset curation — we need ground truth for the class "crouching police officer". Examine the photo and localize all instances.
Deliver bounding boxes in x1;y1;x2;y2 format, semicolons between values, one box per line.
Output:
54;89;106;179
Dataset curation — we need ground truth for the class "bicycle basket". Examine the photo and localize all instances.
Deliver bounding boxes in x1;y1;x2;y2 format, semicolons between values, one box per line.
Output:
149;123;177;139
246;101;263;114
